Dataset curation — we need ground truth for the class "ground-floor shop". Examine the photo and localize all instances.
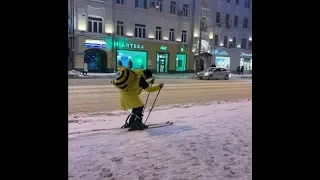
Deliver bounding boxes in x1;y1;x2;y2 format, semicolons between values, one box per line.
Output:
193;48;231;72
229;49;252;74
193;48;252;74
213;48;231;70
73;35;192;73
74;36;110;72
113;38;190;73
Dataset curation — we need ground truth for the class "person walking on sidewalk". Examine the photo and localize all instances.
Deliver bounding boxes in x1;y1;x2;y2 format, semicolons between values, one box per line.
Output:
237;66;240;75
240;66;244;75
83;57;88;75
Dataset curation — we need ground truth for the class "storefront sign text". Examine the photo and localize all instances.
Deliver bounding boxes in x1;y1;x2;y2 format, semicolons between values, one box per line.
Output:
241;52;252;57
214;49;229;56
117;43;144;49
84;43;106;48
84;39;106;49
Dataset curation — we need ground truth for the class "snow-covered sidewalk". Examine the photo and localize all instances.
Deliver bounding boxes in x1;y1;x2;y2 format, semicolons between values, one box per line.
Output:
69;99;252;180
68;70;251;79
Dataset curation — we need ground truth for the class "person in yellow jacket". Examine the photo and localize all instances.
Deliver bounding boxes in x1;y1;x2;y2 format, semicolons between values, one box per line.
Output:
117;68;164;131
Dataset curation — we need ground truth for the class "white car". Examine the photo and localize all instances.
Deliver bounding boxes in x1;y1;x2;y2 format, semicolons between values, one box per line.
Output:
196;68;231;80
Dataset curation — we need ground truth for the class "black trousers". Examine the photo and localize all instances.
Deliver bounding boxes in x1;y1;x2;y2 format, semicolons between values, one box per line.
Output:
128;106;144;125
132;106;144;117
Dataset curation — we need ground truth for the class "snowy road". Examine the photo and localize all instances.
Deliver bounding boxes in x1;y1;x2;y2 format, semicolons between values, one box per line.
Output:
69;79;252;113
68;100;252;180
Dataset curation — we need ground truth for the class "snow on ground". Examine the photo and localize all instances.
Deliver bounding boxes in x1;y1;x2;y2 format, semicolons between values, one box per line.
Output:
69;99;252;180
68;70;116;78
68;70;251;79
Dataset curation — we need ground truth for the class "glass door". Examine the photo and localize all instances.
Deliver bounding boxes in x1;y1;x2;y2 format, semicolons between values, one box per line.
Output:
156;53;169;73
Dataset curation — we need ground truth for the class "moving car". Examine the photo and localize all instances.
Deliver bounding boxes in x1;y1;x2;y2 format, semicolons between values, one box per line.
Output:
196;67;231;80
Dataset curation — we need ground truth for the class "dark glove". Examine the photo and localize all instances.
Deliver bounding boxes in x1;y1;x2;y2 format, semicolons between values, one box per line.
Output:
159;83;164;89
150;78;155;84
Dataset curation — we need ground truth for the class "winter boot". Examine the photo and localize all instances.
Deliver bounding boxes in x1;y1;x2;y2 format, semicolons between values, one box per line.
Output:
122;114;135;128
128;114;147;131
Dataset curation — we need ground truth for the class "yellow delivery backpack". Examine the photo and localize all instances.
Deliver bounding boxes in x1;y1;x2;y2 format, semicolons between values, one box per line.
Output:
111;66;138;91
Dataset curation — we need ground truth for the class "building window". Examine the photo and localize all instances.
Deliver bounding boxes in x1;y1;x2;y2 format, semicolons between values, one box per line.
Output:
200;17;208;32
156;26;162;40
226;14;230;29
227;0;230;3
117;0;124;4
134;24;146;38
248;41;252;50
116;21;124;36
88;17;103;34
135;0;147;9
183;4;188;16
243;18;249;28
117;50;147;70
232;37;236;48
245;0;251;8
241;38;248;49
169;29;175;41
181;30;187;43
234;16;238;27
170;1;176;14
156;0;163;12
236;0;239;5
214;34;219;46
216;12;220;23
224;36;228;47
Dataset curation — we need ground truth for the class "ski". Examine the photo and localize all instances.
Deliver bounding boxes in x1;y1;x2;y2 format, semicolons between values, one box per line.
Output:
146;121;173;127
145;121;173;129
127;121;173;132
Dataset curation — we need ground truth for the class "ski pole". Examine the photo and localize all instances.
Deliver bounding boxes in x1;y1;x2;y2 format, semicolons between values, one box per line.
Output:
144;89;161;124
143;84;152;113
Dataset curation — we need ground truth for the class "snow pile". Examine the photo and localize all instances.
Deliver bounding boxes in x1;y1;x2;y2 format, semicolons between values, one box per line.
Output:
68;99;252;123
153;73;195;79
68;70;117;79
87;72;116;77
68;70;85;78
69;100;252;180
231;74;252;78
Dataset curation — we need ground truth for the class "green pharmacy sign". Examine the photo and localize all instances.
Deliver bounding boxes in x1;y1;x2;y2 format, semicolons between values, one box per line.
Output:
160;46;167;51
116;42;144;49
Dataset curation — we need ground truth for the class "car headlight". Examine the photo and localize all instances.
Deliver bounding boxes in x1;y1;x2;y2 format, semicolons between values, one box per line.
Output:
205;72;209;76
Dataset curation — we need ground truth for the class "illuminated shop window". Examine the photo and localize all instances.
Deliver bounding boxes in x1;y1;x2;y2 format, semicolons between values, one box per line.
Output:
116;50;147;70
175;54;187;71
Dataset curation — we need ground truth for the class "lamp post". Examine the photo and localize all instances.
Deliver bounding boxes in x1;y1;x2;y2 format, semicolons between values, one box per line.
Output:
197;17;232;70
69;0;75;70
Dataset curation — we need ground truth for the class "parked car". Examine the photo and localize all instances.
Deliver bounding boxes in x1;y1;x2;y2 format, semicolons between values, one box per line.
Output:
196;67;231;80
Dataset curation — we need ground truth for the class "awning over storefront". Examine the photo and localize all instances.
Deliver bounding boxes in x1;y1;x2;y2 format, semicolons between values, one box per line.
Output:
84;39;106;49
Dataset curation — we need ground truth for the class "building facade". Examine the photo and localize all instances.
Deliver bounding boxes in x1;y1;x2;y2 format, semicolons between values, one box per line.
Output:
68;0;252;73
70;0;195;73
192;0;252;73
